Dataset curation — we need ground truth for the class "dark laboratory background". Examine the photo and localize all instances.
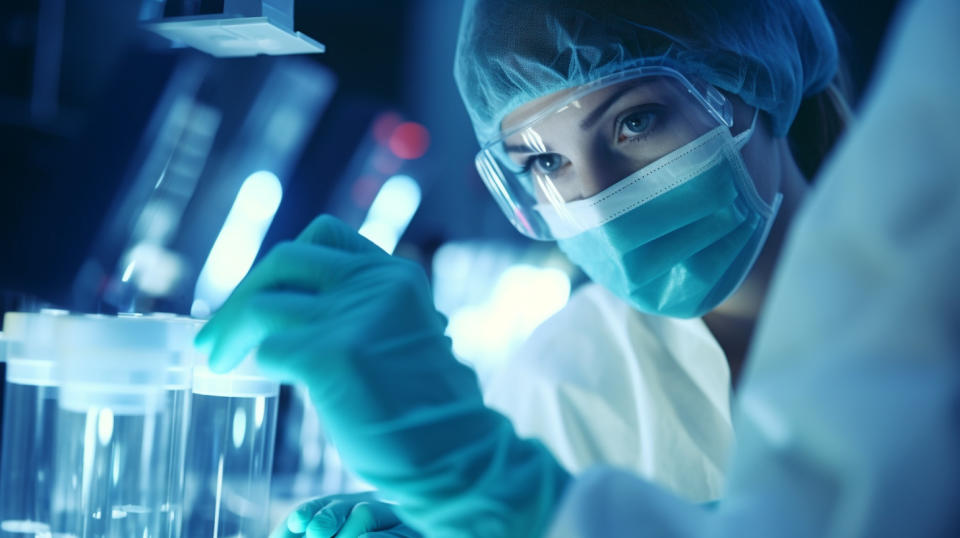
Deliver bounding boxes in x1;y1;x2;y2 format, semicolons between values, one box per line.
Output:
0;0;902;508
0;0;901;313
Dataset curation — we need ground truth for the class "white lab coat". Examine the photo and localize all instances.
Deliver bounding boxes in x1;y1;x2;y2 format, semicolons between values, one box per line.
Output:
547;0;960;535
483;282;733;503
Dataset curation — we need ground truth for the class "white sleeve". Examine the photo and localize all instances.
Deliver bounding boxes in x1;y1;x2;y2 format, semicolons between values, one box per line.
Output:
547;466;708;538
722;0;960;534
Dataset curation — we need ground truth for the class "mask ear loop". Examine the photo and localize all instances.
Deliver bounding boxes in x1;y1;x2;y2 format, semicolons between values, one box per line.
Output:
733;108;760;150
728;107;783;218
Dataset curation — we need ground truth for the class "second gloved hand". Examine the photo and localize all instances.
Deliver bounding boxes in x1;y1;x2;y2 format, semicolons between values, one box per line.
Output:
196;215;569;537
270;492;421;538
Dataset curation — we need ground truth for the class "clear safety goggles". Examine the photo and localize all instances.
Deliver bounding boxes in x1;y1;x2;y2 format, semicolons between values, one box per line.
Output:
475;66;735;240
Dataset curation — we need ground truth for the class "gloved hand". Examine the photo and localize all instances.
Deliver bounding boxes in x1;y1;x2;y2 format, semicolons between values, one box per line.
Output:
196;215;569;537
269;492;422;538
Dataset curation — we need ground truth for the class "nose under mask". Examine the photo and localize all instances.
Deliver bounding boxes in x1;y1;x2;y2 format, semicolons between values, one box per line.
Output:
556;111;781;318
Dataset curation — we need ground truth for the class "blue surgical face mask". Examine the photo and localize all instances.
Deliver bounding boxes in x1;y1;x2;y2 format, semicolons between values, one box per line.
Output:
556;112;781;318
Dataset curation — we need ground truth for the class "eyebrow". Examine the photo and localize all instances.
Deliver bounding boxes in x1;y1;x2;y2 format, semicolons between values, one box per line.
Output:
578;83;649;130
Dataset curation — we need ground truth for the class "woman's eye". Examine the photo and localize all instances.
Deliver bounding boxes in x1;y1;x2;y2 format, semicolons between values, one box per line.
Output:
618;109;658;140
527;152;566;174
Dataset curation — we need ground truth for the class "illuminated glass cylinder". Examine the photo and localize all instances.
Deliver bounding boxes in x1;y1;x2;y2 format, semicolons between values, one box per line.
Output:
44;314;198;538
183;360;279;538
0;312;63;537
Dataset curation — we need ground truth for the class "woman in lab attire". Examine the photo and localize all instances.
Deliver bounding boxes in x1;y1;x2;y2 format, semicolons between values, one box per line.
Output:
294;0;845;519
190;1;909;537
470;0;850;503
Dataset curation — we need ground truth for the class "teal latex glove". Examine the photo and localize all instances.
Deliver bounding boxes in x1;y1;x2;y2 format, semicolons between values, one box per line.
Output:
196;215;569;537
269;492;422;538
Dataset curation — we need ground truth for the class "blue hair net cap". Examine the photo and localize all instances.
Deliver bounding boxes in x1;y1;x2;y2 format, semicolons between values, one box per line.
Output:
455;0;839;144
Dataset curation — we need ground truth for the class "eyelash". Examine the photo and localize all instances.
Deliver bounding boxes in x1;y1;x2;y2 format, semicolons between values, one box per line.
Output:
616;105;663;143
520;153;566;175
517;104;666;174
621;131;652;144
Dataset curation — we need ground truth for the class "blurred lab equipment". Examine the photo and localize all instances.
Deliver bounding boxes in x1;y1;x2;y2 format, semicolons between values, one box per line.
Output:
0;46;335;315
0;310;280;538
85;52;335;316
1;11;338;527
141;0;326;57
320;111;431;253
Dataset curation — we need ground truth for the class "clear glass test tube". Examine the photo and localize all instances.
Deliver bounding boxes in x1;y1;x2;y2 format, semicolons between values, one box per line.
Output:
47;314;196;538
0;312;62;538
184;359;279;538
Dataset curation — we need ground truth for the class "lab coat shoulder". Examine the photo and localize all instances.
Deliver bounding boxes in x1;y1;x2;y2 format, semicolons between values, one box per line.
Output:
483;283;732;502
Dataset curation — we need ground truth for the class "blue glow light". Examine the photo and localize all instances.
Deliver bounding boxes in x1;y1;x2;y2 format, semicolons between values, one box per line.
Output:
192;171;283;316
358;174;422;254
121;261;136;283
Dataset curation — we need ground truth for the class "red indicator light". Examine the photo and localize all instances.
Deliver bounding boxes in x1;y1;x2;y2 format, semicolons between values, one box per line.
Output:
388;122;430;160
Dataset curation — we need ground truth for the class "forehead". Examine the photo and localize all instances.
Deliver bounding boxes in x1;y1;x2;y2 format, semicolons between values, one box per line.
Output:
500;76;680;134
